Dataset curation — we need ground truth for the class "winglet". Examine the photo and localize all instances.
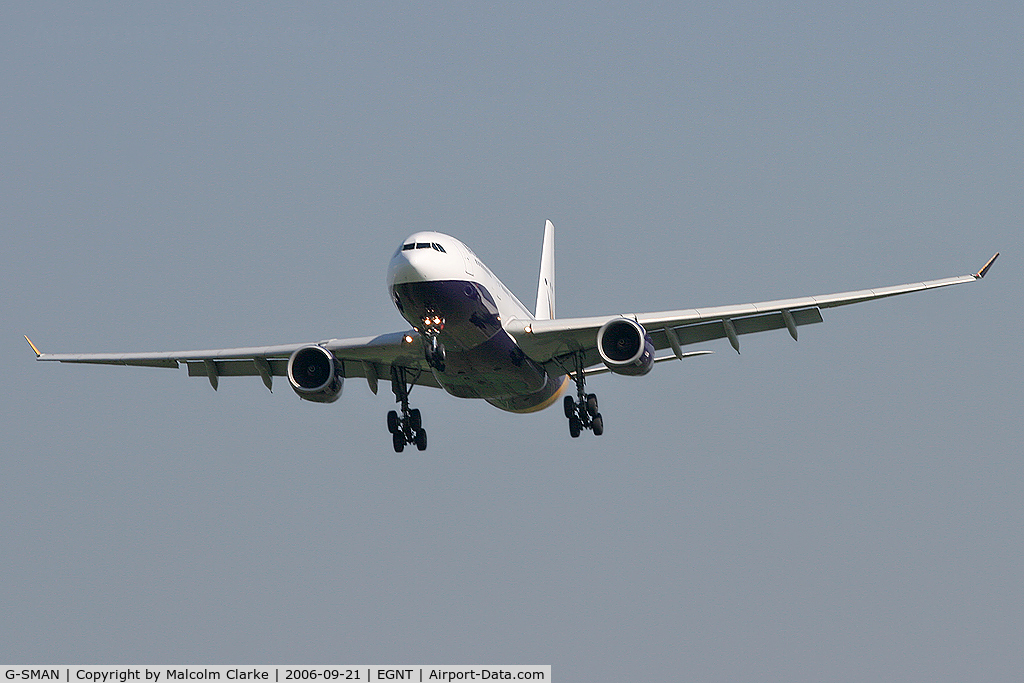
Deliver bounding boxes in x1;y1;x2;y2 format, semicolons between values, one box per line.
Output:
975;252;999;279
24;335;42;357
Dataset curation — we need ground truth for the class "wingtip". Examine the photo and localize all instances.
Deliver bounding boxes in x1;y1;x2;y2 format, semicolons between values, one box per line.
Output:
975;252;1000;279
24;335;41;357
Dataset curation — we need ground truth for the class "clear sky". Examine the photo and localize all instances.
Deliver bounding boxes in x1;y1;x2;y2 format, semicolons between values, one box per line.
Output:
2;3;1021;680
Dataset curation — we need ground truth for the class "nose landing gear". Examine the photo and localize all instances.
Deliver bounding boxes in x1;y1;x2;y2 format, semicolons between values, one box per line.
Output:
424;334;446;372
421;312;447;373
387;365;427;452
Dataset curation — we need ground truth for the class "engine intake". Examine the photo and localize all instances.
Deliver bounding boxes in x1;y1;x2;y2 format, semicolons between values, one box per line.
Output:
597;317;654;376
287;345;344;403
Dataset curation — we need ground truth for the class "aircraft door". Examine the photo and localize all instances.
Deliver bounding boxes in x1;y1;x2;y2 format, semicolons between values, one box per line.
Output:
456;242;477;276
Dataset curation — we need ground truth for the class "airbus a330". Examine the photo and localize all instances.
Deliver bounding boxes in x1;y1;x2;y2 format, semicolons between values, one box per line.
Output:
27;222;998;452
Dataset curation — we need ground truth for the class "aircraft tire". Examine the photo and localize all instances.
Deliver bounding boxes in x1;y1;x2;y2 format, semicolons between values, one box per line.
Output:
563;396;576;419
569;416;582;438
387;410;400;434
586;394;599;417
415;428;427;451
410;408;422;431
392;430;405;453
591;413;604;436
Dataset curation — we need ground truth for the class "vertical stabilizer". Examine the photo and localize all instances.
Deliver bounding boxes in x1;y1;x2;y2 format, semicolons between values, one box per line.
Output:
535;220;555;320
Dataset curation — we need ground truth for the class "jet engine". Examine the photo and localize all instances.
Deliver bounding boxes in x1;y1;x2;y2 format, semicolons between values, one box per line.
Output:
596;317;655;376
287;345;344;403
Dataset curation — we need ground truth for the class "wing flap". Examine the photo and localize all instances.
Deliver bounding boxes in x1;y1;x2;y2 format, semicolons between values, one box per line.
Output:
652;306;823;347
187;359;289;378
59;357;182;368
183;357;441;389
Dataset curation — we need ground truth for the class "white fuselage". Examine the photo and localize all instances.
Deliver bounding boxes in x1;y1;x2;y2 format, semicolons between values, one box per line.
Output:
386;232;567;412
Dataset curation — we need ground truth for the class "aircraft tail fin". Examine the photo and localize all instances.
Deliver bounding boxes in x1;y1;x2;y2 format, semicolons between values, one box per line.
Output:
535;220;555;320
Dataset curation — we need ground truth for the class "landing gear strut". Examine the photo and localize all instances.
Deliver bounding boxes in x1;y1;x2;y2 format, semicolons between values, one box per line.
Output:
387;365;427;452
421;312;447;373
562;351;604;438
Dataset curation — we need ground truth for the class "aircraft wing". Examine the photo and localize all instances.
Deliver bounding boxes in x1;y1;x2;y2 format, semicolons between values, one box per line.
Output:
506;253;999;370
24;330;441;392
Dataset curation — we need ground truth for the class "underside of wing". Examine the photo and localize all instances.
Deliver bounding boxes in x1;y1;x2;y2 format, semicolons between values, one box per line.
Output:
507;254;998;370
25;330;440;392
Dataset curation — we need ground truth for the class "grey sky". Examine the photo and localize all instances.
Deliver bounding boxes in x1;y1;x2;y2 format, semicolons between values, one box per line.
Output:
2;3;1021;681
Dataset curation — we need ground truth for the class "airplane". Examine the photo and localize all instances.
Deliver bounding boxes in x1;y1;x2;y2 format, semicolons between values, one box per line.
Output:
26;221;998;452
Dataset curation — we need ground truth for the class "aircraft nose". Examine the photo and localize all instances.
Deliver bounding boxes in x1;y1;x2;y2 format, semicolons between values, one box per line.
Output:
388;237;461;287
389;250;414;282
388;248;434;286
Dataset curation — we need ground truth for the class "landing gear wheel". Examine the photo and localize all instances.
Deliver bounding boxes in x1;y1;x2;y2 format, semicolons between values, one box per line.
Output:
425;337;447;373
564;395;577;419
388;365;427;452
561;351;605;438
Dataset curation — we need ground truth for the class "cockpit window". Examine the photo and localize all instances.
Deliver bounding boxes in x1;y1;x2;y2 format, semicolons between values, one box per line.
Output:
400;241;447;254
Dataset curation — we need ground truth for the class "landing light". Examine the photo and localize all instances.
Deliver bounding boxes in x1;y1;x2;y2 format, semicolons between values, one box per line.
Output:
404;335;414;344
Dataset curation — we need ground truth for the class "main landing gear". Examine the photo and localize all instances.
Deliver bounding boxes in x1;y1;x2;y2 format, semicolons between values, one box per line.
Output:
562;352;604;438
387;365;427;452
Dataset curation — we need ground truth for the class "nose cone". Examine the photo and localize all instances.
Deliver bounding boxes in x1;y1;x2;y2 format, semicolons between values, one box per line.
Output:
388;249;427;286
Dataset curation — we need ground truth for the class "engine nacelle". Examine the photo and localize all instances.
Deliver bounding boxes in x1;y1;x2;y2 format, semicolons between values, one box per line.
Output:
596;317;655;376
287;345;344;403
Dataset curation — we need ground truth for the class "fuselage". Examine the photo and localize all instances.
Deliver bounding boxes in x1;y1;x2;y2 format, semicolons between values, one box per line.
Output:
387;232;567;412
